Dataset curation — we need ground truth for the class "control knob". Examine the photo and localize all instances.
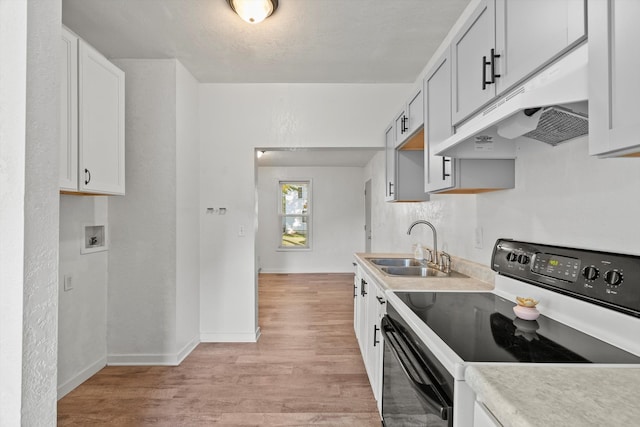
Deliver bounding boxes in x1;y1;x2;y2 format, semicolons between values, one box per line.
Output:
517;254;530;265
604;270;623;287
506;252;518;262
582;266;599;281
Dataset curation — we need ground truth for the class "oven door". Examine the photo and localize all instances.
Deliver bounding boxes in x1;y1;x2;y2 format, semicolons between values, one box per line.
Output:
380;316;452;427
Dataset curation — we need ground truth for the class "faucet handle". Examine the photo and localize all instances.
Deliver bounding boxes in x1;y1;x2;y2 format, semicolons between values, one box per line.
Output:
440;252;451;273
424;248;434;263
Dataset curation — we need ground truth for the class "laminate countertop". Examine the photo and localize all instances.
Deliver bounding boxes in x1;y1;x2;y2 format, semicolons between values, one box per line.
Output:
465;365;640;427
354;252;494;292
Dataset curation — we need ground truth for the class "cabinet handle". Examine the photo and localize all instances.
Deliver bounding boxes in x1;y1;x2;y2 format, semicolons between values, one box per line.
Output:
352;262;357;266
490;48;501;83
482;55;491;90
373;325;380;347
442;157;451;181
361;279;367;296
353;285;357;298
401;115;408;133
376;296;386;305
84;168;91;185
388;182;394;196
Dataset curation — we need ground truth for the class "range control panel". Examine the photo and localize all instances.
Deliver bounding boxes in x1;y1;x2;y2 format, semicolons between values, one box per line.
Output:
492;239;640;317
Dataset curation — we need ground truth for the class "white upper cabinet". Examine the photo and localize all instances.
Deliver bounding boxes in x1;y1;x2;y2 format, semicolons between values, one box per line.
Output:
384;123;396;201
452;0;586;125
60;27;78;192
494;0;586;93
451;0;496;125
424;50;454;193
60;26;125;195
394;86;424;148
588;0;640;157
78;40;125;195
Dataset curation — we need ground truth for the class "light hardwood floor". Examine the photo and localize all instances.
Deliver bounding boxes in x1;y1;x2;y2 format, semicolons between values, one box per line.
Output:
58;273;380;426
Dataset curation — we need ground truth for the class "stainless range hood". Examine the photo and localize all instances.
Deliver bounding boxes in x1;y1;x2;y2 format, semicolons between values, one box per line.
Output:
435;44;588;159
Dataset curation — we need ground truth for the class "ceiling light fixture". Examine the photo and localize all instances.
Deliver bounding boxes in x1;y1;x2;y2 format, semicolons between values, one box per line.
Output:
227;0;278;24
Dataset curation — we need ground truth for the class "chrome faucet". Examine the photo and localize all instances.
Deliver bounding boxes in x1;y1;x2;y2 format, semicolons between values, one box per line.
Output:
407;220;438;268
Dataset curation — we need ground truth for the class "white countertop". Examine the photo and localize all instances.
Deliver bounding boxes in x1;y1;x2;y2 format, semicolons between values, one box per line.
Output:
465;365;640;427
354;252;494;292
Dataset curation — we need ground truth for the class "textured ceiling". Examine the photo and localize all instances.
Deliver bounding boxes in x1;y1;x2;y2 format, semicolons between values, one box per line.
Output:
62;0;471;83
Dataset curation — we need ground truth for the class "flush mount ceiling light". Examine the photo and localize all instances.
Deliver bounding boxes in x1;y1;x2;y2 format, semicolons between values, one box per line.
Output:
227;0;278;24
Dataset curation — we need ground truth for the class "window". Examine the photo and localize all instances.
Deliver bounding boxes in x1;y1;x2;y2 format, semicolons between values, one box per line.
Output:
278;180;311;249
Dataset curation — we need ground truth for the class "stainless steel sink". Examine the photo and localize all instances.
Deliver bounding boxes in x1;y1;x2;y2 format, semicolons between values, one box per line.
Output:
366;257;468;278
369;258;426;267
380;266;467;278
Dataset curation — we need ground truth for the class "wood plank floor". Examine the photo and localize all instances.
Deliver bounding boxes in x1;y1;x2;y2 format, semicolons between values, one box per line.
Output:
58;273;380;426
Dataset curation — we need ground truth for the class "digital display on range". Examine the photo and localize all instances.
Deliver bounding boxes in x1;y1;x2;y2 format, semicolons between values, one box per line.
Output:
532;253;581;282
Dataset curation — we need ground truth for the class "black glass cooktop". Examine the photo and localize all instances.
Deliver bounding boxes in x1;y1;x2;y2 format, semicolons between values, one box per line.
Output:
394;292;640;364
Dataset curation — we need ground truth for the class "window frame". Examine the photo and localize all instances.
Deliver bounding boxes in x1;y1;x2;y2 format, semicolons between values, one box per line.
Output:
277;179;312;251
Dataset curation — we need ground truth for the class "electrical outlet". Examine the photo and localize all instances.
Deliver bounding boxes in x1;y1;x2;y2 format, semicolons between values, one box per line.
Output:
474;227;483;249
63;275;73;291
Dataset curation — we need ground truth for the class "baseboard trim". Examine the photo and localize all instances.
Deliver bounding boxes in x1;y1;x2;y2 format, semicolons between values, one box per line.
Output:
57;355;107;400
200;329;260;343
258;269;352;274
176;335;200;364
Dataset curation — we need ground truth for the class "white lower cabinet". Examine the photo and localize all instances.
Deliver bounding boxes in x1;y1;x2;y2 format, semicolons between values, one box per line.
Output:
353;263;386;415
60;26;126;195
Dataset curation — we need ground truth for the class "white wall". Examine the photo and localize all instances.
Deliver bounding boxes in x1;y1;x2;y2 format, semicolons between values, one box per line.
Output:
0;0;61;423
108;59;178;363
108;59;200;365
257;166;365;273
58;196;108;398
366;135;640;267
199;84;410;341
175;61;201;359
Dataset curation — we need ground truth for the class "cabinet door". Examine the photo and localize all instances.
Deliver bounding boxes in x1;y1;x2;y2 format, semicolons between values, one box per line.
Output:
384;124;396;201
589;0;640;157
451;0;496;124
79;40;125;195
495;0;586;93
373;286;386;411
357;276;369;359
406;87;424;137
365;281;382;398
353;263;360;339
394;108;407;147
425;50;455;193
60;28;78;191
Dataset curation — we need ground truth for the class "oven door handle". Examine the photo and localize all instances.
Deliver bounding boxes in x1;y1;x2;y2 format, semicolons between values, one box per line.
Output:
381;317;451;422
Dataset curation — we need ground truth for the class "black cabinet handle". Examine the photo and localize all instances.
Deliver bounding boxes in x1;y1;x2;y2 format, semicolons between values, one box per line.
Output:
442;157;451;181
353;285;357;298
376;296;386;305
361;279;367;296
482;55;489;90
388;182;394;196
373;325;380;346
84;168;91;185
490;48;501;84
401;115;408;133
483;49;501;90
352;262;357;266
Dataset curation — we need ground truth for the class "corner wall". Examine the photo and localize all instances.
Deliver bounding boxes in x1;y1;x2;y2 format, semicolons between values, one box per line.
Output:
0;0;61;423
